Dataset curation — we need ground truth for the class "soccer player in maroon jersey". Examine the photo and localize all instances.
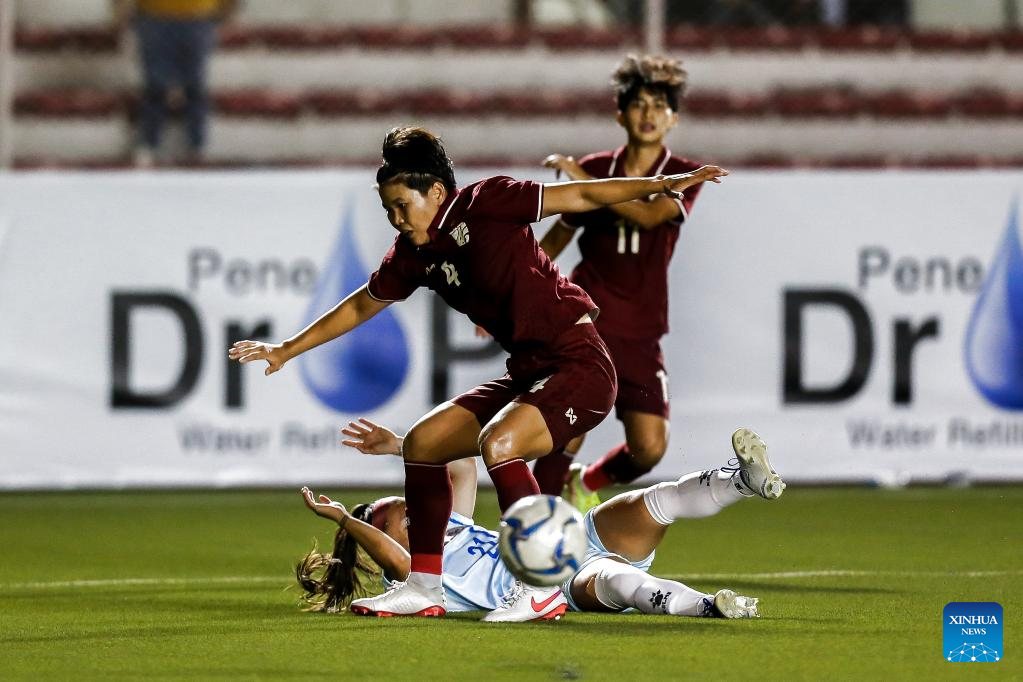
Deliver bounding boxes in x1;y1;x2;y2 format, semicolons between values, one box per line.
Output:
229;126;727;619
531;54;709;506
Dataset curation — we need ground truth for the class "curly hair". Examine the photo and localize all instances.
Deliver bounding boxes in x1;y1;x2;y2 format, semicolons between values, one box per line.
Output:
376;126;457;194
294;503;380;612
612;54;688;113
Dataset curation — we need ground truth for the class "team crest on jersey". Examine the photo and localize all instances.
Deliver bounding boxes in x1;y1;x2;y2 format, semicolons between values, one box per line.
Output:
450;222;470;246
441;261;461;286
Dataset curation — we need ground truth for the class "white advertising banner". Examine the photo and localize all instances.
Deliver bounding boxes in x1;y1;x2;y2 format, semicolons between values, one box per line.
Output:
1;169;1021;488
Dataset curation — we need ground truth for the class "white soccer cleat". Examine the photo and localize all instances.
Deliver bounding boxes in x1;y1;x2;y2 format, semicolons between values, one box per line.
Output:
350;580;446;618
731;428;785;500
712;589;760;619
481;581;568;623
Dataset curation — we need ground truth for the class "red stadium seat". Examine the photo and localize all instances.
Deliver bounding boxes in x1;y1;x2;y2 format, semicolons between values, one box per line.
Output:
736;153;800;168
907;29;995;51
350;25;440;49
825;154;893;168
773;87;861;118
404;90;488;116
864;91;953;118
665;26;717;51
913;155;995;168
304;91;399;116
685;91;770;117
995;30;1023;51
216;25;258;48
815;27;902;51
719;27;810;51
535;27;637;50
439;25;529;49
956;89;1011;117
15;27;119;53
254;27;350;49
14;90;126;117
213;90;304;119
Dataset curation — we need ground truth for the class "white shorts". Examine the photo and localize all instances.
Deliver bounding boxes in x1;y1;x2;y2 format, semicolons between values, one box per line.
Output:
562;508;655;612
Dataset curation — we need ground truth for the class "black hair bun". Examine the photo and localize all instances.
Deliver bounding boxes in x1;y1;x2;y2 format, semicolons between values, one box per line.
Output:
382;127;441;164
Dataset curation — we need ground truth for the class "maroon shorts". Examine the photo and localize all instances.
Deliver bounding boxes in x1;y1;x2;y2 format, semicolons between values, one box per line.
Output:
600;332;670;420
453;323;617;452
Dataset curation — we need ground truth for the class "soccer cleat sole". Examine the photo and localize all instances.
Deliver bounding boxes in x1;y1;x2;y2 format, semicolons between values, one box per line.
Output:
731;428;786;500
350;605;446;618
532;603;568;621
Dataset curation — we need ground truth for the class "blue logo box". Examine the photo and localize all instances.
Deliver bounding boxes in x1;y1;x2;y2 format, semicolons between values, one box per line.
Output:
944;602;1002;662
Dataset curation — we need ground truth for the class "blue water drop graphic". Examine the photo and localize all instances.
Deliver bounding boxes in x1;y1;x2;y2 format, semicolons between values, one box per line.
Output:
964;197;1023;409
299;201;409;412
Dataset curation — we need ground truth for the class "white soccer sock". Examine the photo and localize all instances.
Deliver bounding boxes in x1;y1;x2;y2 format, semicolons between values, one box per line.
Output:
642;469;749;525
407;571;443;591
593;560;713;617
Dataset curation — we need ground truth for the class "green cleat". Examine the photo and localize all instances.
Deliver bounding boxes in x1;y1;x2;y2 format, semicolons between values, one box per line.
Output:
564;463;602;514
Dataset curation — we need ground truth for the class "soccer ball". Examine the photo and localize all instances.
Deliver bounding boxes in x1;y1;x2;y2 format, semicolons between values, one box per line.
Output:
498;494;589;587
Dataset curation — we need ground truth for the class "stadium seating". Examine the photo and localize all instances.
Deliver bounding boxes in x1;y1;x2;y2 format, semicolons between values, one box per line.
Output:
9;23;1023;168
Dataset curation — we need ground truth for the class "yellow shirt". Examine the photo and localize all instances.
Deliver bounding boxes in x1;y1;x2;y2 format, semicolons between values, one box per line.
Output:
136;0;223;19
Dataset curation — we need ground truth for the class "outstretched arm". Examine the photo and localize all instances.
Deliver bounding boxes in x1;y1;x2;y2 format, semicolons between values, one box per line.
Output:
228;284;389;375
301;487;411;582
544;154;685;229
341;418;478;518
539;165;727;219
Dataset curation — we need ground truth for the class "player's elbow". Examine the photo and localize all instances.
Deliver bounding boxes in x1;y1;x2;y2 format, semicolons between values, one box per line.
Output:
635;209;682;229
634;216;664;230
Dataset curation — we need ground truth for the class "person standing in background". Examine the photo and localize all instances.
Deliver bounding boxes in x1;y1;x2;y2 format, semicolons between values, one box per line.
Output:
532;55;708;509
112;0;237;167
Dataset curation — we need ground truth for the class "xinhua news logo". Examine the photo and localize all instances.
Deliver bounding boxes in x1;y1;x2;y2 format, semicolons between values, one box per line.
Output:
944;602;1002;662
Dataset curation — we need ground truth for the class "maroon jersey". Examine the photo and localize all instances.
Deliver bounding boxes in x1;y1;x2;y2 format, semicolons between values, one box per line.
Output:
562;146;702;339
368;176;597;355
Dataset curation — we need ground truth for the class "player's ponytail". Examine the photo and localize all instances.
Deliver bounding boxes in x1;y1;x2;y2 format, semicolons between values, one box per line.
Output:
294;503;379;612
376;126;456;193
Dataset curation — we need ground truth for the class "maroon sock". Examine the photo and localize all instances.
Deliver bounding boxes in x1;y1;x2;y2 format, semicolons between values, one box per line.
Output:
404;461;452;575
532;448;574;496
584;443;654;490
488;459;541;514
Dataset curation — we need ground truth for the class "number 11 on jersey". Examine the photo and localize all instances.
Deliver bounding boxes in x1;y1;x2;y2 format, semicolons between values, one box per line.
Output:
617;223;640;255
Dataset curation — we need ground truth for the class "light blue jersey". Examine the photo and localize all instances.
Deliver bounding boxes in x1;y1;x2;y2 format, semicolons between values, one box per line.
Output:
383;512;518;612
383;510;654;613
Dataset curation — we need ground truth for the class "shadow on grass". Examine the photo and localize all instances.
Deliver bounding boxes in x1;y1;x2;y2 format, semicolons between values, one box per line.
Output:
711;580;904;595
1;608;873;647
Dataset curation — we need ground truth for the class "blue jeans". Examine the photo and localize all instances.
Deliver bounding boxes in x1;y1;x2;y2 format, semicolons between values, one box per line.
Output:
135;15;217;151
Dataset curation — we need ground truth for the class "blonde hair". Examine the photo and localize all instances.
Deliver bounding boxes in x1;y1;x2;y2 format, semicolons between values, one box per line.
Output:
294;503;379;612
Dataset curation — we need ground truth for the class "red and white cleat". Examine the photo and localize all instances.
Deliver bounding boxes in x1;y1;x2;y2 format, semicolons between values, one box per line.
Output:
350;580;446;618
481;582;568;623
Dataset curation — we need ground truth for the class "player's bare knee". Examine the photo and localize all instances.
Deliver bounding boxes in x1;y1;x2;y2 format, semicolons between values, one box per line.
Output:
402;425;437;463
478;428;517;467
628;437;667;468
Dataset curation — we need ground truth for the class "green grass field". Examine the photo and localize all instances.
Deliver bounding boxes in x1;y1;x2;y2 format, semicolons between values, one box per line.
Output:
1;486;1020;680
